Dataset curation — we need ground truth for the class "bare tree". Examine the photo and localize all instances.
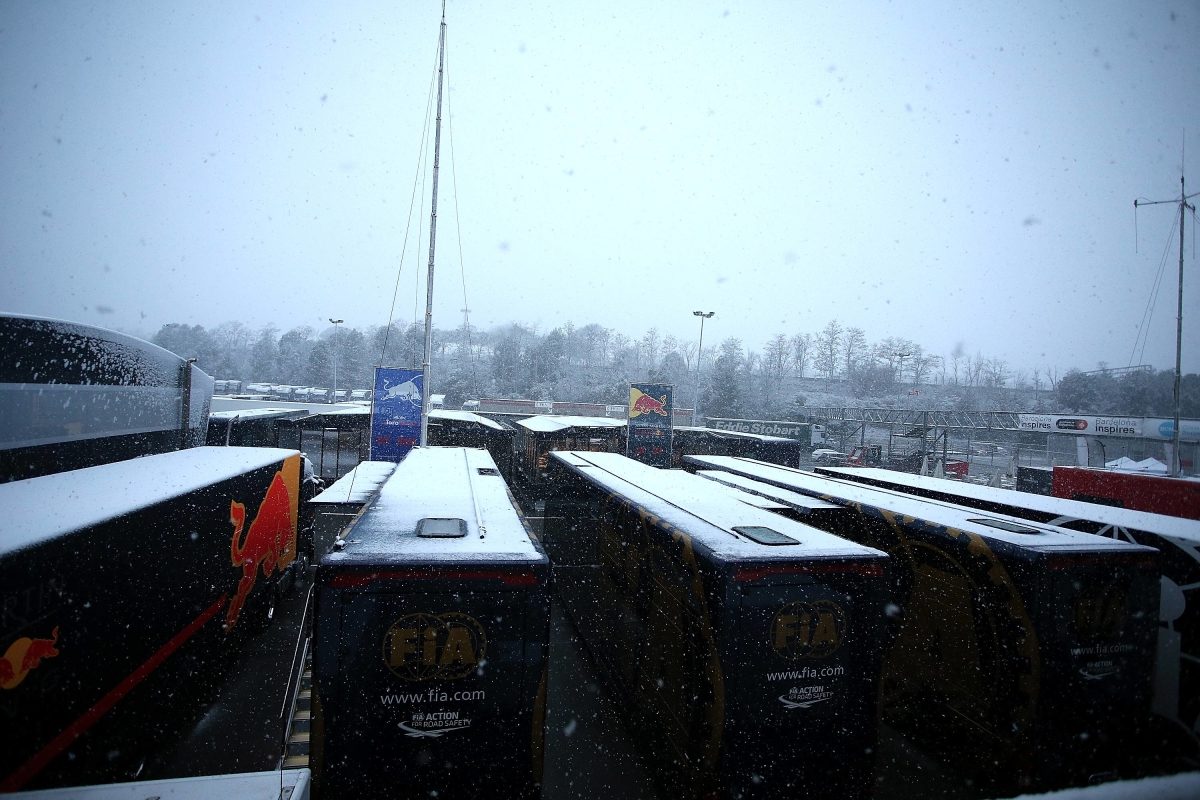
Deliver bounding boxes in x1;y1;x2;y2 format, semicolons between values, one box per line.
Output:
949;342;965;386
873;336;915;381
790;333;812;378
842;326;867;377
910;349;941;386
763;334;793;382
1044;365;1060;392
983;357;1010;388
966;352;987;387
814;319;844;379
681;339;698;372
640;328;661;371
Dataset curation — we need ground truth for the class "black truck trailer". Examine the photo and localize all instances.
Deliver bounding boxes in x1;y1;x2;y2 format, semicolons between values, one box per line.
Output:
684;455;1163;793
815;465;1200;757
544;451;890;799
0;314;214;483
311;447;550;799
0;446;304;791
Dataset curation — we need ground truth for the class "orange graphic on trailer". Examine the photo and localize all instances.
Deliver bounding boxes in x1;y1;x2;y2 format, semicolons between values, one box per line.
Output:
0;627;60;690
629;387;669;418
226;456;300;628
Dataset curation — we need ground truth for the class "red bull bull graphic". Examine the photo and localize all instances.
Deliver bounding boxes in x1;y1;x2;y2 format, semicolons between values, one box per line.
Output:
0;447;310;791
630;387;669;417
371;367;423;461
226;455;300;628
627;383;674;468
0;627;60;690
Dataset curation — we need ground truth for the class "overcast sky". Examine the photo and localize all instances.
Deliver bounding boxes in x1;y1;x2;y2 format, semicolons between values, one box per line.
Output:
2;1;1198;375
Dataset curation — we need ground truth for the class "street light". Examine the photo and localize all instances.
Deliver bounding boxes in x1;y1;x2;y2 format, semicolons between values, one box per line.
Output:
329;318;343;402
692;311;714;426
895;350;912;385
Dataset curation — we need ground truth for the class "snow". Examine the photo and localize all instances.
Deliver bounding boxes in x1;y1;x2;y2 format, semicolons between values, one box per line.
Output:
2;768;310;799
515;415;626;433
551;451;887;562
0;446;300;555
696;470;844;512
702;480;793;512
1105;456;1169;474
313;406;369;417
209;407;306;421
1005;771;1200;800
684;456;1161;554
311;461;398;505
2;312;185;375
818;466;1200;544
209;397;361;414
327;447;542;562
430;409;508;430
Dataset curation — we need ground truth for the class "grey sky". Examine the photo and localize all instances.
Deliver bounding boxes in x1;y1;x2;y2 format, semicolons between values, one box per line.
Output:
2;1;1198;374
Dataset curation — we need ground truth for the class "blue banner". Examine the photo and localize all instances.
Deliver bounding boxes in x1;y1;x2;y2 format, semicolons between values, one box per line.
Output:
370;367;423;462
627;383;674;467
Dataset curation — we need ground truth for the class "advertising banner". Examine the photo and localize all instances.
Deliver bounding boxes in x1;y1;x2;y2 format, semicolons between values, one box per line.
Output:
1016;414;1142;438
1143;418;1200;442
626;383;673;467
370;367;423;461
707;417;813;443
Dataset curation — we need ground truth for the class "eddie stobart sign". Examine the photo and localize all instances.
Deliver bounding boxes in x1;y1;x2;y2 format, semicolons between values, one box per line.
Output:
708;417;813;441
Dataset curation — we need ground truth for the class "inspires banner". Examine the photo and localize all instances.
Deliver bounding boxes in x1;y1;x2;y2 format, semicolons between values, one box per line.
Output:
370;368;423;461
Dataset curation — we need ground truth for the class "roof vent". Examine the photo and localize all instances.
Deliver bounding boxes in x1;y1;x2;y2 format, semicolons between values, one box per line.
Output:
732;525;798;546
476;467;500;476
967;518;1042;535
417;517;468;539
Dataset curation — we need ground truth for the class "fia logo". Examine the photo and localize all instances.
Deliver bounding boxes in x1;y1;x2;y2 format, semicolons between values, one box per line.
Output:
771;601;846;660
383;613;487;681
1073;586;1127;642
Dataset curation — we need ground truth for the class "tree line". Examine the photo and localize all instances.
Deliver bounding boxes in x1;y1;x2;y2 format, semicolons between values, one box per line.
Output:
151;319;1195;420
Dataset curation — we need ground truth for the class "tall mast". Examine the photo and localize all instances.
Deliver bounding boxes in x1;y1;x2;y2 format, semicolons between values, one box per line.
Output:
420;2;447;447
1171;174;1187;477
1135;161;1197;478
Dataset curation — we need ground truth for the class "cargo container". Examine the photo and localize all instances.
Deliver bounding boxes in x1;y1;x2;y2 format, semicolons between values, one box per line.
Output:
1052;466;1200;520
669;426;803;468
684;455;1162;792
307;460;398;557
0;314;213;483
0;446;303;791
814;465;1200;755
544;451;890;799
312;447;550;799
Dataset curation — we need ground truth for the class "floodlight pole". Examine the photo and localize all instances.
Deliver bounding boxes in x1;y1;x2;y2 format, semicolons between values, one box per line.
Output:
692;311;714;426
895;351;912;386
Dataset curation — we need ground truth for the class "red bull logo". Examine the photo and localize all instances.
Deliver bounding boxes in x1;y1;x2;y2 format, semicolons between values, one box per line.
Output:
0;627;60;690
629;387;669;418
226;457;300;628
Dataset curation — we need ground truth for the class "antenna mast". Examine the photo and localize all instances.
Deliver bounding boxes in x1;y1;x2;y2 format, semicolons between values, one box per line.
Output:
1134;155;1198;477
420;2;447;447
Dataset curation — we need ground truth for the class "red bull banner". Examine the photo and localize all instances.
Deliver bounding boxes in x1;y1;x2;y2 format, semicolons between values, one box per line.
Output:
627;383;673;467
371;368;423;462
